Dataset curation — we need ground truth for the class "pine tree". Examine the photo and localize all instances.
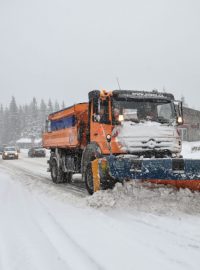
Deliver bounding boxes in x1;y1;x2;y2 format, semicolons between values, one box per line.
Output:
54;101;60;112
0;97;60;144
2;107;9;144
30;97;38;118
47;99;53;114
8;96;20;143
18;105;25;136
0;105;4;144
61;101;66;109
39;99;47;133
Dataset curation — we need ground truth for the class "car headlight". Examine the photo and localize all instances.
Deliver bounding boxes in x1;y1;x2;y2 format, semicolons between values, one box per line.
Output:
15;152;18;156
5;152;8;156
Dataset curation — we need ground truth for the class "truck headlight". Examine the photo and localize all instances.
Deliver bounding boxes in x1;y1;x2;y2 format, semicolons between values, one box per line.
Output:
177;116;183;125
118;115;124;122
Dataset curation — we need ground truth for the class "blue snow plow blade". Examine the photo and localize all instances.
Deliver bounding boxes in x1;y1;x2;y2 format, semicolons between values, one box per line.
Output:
106;156;200;182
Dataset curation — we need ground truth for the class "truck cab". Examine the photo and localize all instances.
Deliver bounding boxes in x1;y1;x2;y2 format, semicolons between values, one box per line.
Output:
88;90;183;158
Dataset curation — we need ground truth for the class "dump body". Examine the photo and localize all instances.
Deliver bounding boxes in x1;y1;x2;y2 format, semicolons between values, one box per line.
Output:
43;103;88;150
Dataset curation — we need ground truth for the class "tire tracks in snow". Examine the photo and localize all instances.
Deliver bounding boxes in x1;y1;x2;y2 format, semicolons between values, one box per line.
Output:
0;158;87;199
0;175;71;270
0;161;104;270
31;196;104;270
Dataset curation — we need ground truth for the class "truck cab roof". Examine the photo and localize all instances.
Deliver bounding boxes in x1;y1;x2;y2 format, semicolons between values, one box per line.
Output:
88;89;175;101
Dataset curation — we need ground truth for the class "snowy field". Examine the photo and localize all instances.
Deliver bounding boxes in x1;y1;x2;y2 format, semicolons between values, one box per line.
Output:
0;142;200;270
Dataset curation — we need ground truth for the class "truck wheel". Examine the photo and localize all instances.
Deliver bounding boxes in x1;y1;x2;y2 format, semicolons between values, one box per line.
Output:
51;160;59;183
51;159;65;184
85;163;94;195
81;143;102;176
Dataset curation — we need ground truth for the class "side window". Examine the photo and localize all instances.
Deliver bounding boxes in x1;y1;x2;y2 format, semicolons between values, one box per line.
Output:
93;98;99;115
92;98;110;124
99;98;110;124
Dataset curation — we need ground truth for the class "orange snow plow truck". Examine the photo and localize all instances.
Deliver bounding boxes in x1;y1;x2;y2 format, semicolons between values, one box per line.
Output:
43;90;200;194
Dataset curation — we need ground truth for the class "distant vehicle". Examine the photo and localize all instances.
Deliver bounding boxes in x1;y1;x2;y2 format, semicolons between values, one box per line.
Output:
0;146;4;155
2;146;19;160
28;147;46;158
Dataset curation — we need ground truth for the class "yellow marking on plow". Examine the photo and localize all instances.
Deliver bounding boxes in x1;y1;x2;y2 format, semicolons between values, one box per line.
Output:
92;159;100;192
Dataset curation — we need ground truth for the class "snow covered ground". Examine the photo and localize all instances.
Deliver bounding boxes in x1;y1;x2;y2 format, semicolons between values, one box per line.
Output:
0;142;200;270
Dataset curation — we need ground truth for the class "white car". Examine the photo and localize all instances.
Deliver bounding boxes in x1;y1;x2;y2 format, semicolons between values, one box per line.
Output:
2;146;19;160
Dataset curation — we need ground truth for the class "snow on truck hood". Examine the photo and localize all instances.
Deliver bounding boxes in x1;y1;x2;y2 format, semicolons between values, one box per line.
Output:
113;121;181;153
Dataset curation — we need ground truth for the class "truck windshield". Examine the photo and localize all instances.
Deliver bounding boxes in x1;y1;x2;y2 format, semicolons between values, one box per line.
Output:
112;98;176;124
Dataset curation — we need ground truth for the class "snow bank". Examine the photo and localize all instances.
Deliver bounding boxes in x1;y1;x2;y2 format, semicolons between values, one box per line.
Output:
87;181;200;215
87;142;200;213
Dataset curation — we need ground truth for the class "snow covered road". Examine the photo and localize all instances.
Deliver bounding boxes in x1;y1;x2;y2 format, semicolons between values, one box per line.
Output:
0;147;200;270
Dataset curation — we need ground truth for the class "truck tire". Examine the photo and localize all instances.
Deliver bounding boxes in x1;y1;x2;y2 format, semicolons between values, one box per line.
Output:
85;162;94;195
81;143;102;194
81;143;101;175
51;159;65;184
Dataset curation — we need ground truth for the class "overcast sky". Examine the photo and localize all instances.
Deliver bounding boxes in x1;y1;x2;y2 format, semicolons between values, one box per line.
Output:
0;0;200;108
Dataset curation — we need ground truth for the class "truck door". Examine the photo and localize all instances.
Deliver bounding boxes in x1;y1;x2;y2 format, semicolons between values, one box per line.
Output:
90;96;112;154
